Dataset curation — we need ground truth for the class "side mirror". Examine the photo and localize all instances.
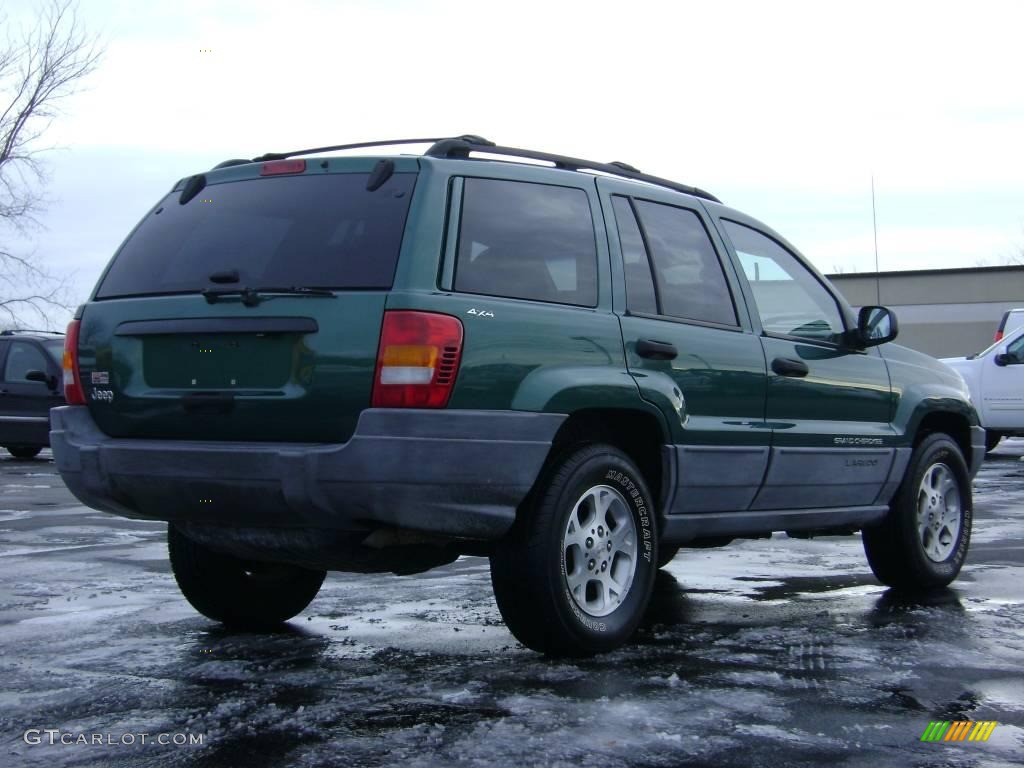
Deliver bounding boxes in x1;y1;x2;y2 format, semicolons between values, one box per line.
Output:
24;370;58;390
994;349;1016;366
856;306;898;348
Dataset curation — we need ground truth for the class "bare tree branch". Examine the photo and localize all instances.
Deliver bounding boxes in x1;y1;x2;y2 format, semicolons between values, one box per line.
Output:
0;0;101;329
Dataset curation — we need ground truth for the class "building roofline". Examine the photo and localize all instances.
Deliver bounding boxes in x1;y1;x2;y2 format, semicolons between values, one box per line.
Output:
826;264;1024;280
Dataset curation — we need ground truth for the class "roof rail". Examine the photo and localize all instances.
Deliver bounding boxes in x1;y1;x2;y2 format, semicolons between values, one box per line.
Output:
248;134;719;203
0;329;64;336
251;135;494;163
425;136;721;203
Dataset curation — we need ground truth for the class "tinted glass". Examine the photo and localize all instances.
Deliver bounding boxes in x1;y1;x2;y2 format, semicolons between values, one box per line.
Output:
1007;332;1024;361
4;342;48;383
612;197;657;315
96;172;417;298
722;220;844;342
633;201;736;326
44;339;64;366
454;178;597;306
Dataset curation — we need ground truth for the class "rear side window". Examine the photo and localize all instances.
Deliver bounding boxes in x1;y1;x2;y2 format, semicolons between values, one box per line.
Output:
454;178;597;307
96;172;417;299
611;197;657;315
632;200;738;326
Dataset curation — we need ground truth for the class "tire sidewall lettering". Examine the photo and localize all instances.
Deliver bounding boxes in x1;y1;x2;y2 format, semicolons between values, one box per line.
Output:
556;460;655;640
604;468;653;562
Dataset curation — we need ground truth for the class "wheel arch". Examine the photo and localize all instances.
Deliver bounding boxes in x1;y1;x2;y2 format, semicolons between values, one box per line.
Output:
912;408;973;462
537;407;671;522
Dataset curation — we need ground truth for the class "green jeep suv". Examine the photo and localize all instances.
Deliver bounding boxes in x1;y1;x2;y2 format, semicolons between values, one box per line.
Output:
50;136;984;656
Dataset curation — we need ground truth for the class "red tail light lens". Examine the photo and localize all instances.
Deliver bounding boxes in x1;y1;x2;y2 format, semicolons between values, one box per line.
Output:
994;330;1004;342
372;311;463;408
260;159;306;176
63;319;86;405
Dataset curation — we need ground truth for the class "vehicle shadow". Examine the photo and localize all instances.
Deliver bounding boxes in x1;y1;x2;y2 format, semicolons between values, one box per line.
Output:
639;568;699;629
865;586;966;629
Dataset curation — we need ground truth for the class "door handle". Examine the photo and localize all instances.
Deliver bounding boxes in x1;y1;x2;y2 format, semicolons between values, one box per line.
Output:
636;339;678;361
771;357;810;378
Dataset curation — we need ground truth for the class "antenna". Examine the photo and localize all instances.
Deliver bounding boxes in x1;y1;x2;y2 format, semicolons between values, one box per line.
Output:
871;174;881;304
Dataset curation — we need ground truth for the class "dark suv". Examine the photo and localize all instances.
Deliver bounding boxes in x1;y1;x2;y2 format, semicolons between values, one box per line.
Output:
50;136;984;656
1;330;64;459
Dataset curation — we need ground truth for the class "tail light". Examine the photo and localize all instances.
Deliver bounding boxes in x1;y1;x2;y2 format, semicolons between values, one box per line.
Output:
994;330;1004;342
63;319;86;405
372;311;463;408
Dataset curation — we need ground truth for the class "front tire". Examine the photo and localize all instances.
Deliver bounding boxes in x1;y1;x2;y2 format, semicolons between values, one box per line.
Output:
490;444;658;656
862;433;972;590
168;524;326;628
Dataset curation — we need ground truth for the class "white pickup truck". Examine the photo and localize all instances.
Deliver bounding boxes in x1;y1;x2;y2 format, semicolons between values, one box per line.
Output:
942;325;1024;452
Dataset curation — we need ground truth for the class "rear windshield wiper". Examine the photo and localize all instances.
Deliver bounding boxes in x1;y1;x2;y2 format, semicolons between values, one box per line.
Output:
202;286;336;306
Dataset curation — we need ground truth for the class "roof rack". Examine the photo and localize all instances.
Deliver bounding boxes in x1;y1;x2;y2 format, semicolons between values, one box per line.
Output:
425;136;721;203
250;136;494;163
0;329;64;336
247;134;719;203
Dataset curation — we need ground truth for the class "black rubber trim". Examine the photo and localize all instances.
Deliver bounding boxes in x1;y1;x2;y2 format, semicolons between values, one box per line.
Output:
114;317;318;336
662;505;889;544
968;425;986;478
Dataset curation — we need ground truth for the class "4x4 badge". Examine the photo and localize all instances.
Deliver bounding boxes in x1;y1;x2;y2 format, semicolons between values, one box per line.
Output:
466;308;495;318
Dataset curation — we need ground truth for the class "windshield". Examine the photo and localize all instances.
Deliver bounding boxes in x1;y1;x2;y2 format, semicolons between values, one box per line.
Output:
95;172;416;299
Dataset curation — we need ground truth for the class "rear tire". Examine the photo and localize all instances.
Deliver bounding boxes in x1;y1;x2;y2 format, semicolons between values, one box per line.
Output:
490;443;658;656
5;445;42;459
984;431;1002;453
168;524;325;628
862;433;972;590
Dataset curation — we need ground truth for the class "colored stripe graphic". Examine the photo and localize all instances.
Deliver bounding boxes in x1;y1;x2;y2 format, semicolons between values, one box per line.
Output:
921;721;949;741
920;720;997;742
945;721;970;741
972;721;997;741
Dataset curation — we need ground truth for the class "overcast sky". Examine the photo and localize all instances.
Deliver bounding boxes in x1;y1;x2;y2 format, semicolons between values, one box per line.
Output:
3;0;1024;326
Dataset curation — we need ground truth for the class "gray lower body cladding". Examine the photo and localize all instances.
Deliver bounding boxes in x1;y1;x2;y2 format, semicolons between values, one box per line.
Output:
50;406;566;541
968;425;986;477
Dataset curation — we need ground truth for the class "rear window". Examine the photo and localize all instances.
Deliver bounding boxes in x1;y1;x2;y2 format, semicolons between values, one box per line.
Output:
95;172;416;299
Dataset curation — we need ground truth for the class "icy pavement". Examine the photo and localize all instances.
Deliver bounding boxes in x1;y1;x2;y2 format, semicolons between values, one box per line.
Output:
0;447;1022;767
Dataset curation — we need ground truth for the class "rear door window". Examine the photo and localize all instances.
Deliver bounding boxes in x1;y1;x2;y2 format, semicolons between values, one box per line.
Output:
453;178;598;307
611;197;658;315
631;200;738;326
96;172;417;299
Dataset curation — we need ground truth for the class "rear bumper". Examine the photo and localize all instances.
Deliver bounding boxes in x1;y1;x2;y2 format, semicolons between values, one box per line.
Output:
50;406;565;540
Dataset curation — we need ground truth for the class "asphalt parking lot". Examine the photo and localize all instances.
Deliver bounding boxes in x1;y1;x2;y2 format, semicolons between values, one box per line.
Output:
1;446;1022;768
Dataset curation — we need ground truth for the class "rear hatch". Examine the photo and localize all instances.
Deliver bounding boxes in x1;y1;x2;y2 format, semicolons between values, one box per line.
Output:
78;156;418;442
